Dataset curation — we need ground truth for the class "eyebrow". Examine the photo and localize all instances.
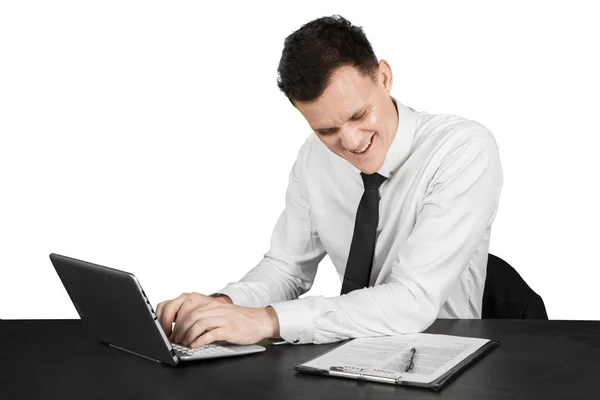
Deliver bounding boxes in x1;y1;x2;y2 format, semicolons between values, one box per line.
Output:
312;105;370;133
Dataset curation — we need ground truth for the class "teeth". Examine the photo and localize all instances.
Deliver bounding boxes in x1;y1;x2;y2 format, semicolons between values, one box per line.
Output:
352;138;372;154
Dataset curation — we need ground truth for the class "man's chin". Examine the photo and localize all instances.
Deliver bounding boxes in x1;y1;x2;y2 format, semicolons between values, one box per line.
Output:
338;152;384;174
353;162;382;175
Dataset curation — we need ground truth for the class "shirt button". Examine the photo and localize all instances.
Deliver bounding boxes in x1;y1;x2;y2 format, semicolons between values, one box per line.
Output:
293;339;300;344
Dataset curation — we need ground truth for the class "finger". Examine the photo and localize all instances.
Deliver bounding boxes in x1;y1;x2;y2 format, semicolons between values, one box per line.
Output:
171;294;213;341
192;327;231;348
183;316;227;347
156;300;172;336
158;293;189;337
173;306;232;344
156;300;168;325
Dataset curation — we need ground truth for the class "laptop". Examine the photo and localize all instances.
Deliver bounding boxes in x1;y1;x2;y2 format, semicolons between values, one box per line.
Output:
49;253;265;365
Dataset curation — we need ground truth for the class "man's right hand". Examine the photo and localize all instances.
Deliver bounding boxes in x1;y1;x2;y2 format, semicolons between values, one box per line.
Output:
155;292;232;339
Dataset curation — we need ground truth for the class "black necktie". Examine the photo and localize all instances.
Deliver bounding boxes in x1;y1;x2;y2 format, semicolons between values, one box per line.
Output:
340;172;388;295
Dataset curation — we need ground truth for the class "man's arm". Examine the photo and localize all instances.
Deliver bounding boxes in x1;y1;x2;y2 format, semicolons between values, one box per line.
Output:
269;126;503;344
156;138;325;346
216;138;327;307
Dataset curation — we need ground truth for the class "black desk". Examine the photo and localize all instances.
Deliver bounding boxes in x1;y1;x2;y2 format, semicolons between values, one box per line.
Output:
1;319;598;399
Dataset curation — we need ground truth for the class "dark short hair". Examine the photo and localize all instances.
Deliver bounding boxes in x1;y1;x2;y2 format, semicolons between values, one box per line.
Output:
277;15;379;104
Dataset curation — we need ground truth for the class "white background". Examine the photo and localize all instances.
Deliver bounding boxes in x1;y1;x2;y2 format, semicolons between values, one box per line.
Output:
1;1;598;320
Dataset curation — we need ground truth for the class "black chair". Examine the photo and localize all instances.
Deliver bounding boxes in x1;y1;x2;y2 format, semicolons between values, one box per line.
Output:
482;254;548;319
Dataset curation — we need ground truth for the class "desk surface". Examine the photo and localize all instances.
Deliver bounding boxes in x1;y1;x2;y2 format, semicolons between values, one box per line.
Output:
1;319;599;399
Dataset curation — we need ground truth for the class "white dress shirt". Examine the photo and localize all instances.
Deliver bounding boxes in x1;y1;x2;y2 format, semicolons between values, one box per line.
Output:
217;98;503;345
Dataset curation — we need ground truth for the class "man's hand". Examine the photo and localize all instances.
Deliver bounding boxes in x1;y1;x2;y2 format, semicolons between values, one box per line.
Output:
155;292;280;347
156;292;230;338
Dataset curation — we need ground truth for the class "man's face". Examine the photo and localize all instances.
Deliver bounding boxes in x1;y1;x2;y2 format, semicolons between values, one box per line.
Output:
294;62;398;174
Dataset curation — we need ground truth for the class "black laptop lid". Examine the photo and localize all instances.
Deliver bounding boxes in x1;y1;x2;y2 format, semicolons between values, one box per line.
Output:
50;253;177;365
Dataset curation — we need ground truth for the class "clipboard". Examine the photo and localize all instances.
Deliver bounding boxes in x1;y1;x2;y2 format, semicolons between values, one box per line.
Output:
295;338;500;391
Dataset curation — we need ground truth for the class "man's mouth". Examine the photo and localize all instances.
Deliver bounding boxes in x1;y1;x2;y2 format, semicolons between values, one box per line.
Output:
351;135;373;155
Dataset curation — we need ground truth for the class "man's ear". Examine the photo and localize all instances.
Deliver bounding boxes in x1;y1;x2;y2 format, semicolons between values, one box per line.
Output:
377;60;393;93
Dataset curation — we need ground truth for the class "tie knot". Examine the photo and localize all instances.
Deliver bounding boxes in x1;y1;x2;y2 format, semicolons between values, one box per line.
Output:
360;172;387;190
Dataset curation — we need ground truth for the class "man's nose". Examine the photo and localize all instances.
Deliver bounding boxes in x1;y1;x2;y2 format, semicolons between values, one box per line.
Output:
338;126;364;151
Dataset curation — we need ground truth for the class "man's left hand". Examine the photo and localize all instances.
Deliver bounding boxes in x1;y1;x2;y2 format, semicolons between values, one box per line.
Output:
170;301;281;348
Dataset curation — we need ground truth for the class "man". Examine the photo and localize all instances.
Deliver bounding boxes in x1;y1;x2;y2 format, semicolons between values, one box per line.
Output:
156;15;503;347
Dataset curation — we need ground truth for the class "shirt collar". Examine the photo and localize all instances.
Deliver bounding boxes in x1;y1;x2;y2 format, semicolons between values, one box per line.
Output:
377;97;417;178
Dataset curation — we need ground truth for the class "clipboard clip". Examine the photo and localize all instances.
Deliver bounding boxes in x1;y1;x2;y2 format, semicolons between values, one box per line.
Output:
329;365;403;384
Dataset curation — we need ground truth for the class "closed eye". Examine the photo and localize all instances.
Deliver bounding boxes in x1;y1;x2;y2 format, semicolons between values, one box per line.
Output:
350;112;366;121
316;128;337;135
315;107;368;135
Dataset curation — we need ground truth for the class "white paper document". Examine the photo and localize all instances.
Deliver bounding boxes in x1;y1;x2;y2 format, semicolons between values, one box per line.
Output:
301;333;491;384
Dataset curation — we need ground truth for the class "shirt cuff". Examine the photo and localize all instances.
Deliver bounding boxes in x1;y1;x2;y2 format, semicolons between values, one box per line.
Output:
269;297;316;345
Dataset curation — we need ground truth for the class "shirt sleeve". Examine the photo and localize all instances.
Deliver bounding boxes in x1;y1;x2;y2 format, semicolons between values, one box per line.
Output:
216;137;327;308
269;125;503;345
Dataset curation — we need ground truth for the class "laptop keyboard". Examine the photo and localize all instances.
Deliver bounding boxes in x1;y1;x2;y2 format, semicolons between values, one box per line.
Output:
171;342;235;356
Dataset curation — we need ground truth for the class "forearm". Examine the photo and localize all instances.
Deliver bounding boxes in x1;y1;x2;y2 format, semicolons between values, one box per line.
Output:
269;280;437;345
216;252;320;307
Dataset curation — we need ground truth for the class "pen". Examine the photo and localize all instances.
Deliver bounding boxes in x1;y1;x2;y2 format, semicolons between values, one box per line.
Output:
329;366;402;384
405;347;416;372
